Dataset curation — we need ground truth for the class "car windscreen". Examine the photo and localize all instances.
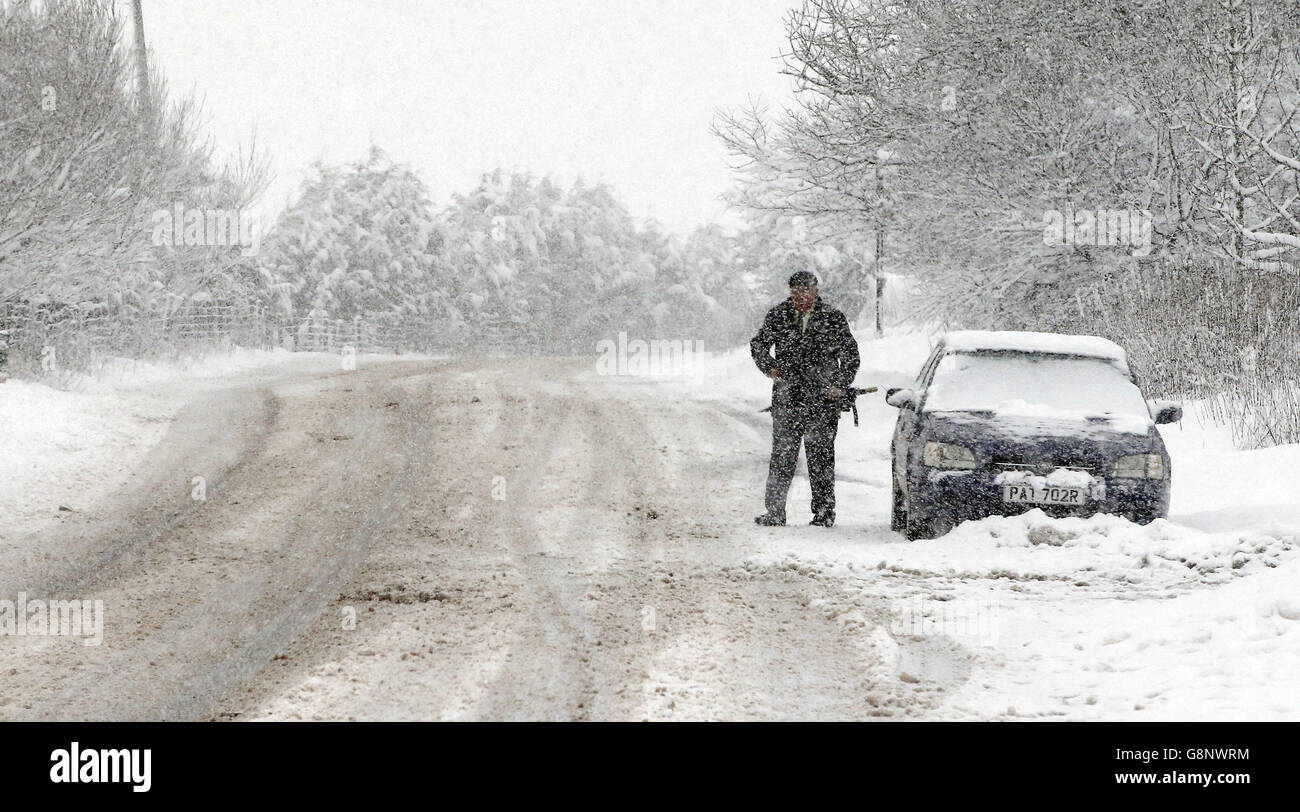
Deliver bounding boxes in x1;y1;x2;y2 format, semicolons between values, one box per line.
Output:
923;351;1150;420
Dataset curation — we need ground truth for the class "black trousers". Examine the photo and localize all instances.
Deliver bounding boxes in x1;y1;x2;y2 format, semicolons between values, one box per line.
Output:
764;390;840;520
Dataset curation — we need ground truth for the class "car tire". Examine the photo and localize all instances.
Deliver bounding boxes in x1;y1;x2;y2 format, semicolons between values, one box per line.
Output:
904;512;933;541
1130;509;1160;526
891;475;905;532
903;493;934;540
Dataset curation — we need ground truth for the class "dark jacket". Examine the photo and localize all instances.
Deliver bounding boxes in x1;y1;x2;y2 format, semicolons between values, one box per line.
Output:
750;297;861;403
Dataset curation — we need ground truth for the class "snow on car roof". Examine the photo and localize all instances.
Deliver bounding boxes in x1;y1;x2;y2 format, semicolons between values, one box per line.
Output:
941;330;1129;366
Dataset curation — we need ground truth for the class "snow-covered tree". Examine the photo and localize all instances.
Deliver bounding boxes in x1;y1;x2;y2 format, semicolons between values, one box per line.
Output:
259;147;446;325
1;0;269;373
717;0;1170;329
435;170;753;353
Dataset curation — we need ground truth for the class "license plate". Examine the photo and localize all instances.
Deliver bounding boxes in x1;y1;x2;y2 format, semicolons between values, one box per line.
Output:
1002;484;1089;506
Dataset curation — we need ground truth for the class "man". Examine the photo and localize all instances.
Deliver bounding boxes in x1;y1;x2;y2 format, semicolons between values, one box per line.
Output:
750;271;860;527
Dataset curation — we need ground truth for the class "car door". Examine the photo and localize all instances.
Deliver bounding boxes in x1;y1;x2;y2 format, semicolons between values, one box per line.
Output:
893;345;943;492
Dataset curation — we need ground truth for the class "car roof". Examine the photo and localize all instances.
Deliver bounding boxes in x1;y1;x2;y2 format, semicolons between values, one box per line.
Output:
940;330;1130;369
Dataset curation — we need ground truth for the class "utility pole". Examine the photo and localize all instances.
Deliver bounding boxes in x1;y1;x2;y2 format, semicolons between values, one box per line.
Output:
130;0;151;125
875;223;884;337
874;161;885;337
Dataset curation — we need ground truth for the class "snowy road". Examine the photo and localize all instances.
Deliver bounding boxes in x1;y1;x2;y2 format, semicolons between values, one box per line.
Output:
232;356;965;720
3;344;1299;720
0;357;950;720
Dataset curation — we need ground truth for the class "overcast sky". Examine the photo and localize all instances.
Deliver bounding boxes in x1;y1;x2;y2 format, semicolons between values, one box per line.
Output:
139;0;800;234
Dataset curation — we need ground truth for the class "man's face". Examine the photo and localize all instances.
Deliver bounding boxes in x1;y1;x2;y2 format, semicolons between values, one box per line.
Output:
790;285;818;312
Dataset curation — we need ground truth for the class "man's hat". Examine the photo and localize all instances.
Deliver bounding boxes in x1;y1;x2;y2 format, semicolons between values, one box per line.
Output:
788;271;819;287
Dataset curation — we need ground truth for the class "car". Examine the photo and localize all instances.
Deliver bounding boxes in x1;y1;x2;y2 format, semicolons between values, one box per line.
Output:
886;330;1182;540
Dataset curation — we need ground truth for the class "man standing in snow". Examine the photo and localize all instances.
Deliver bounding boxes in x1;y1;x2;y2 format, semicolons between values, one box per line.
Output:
750;271;861;528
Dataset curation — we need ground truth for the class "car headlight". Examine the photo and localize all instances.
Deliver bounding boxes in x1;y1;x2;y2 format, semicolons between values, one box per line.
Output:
923;441;977;470
1113;454;1164;479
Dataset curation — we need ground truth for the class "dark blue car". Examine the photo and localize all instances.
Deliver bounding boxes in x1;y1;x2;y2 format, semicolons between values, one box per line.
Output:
887;331;1182;540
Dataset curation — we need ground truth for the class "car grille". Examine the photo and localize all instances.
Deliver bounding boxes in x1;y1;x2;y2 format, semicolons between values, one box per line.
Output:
989;459;1098;475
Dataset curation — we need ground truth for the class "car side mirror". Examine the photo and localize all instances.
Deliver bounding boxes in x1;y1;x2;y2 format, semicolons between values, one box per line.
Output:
886;387;917;410
1149;399;1182;424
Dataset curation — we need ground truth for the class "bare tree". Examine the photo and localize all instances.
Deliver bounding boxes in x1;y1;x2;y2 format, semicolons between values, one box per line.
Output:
1169;0;1300;270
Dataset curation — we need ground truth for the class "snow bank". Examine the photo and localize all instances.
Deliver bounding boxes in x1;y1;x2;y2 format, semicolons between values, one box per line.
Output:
942;510;1297;584
1163;402;1300;526
744;506;1300;719
954;552;1300;720
754;509;1299;592
74;347;404;392
0;349;372;540
0;379;171;539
